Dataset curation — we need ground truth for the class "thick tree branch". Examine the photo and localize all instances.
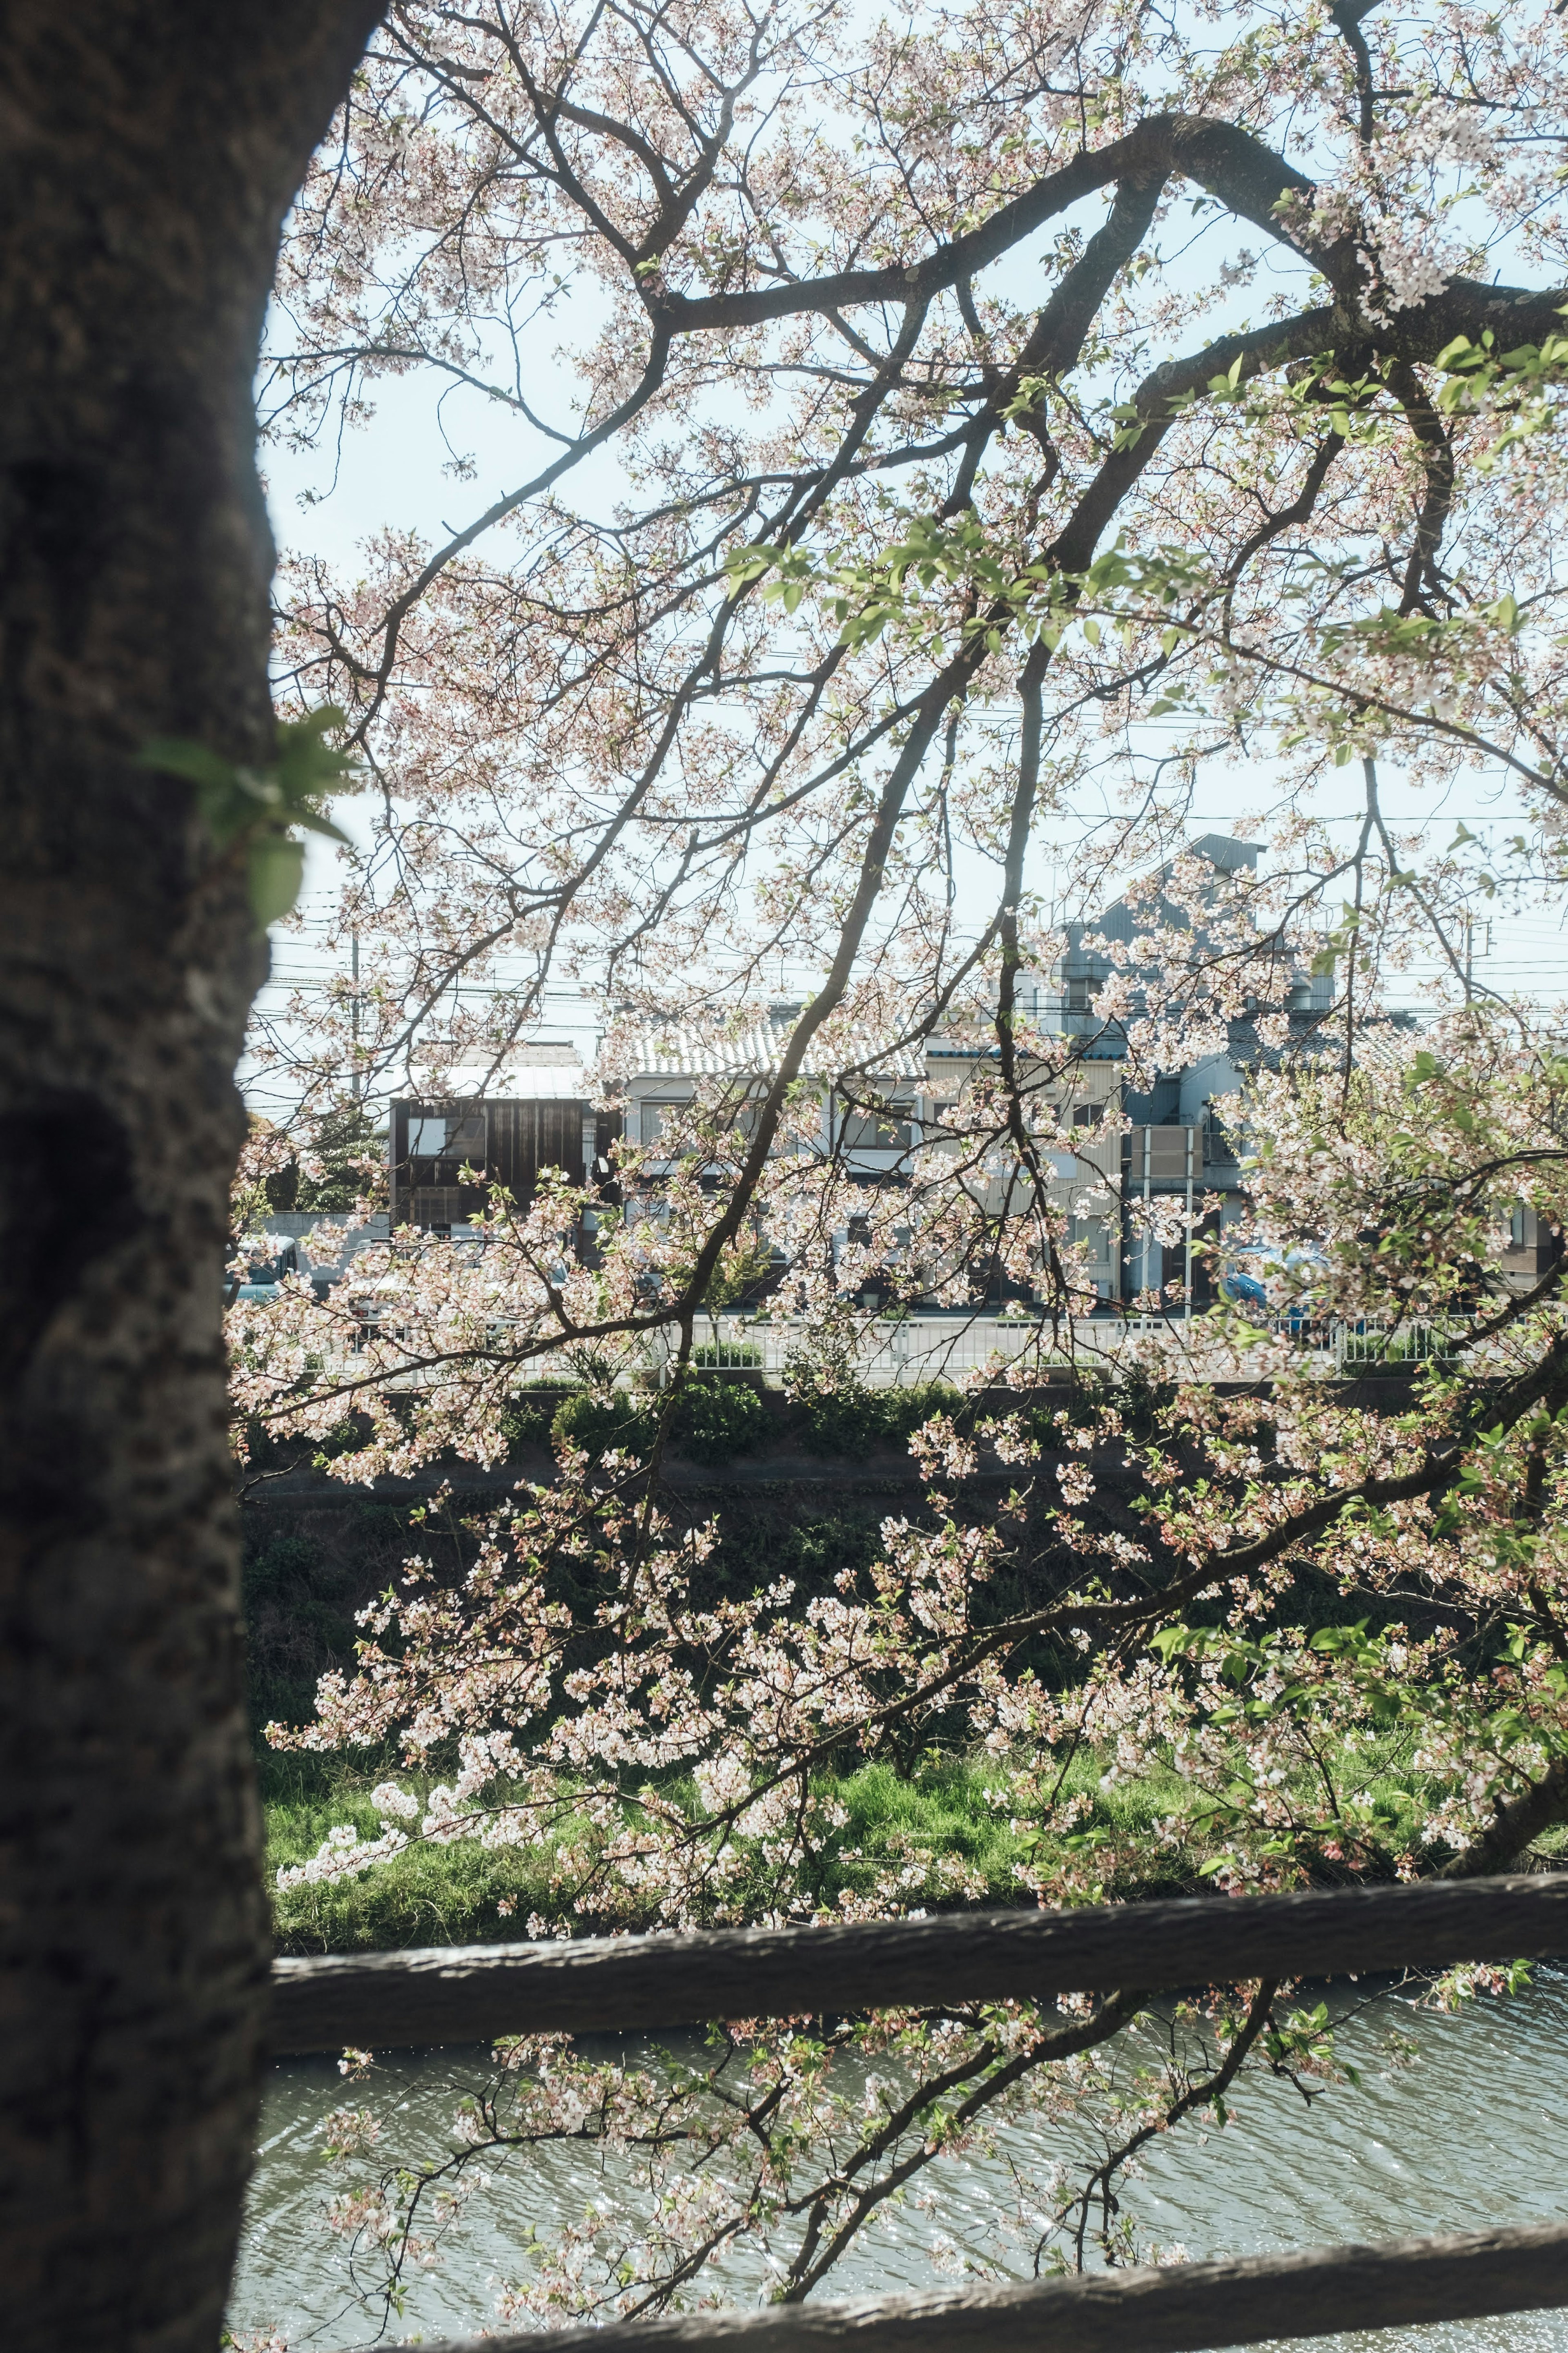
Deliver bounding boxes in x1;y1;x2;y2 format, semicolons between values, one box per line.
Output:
650;116;1324;334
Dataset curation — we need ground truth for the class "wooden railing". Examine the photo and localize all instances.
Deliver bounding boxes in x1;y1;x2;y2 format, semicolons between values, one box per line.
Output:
276;1875;1568;2352
376;2224;1568;2353
272;1873;1568;2050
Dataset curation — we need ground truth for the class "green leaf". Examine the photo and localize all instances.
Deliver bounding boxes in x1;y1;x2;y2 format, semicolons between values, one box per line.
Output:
273;705;359;800
138;736;236;793
247;834;306;926
291;806;356;844
138;704;359;924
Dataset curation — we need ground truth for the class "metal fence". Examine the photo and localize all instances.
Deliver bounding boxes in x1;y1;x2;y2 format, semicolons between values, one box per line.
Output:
652;1311;1459;1388
669;1312;1069;1386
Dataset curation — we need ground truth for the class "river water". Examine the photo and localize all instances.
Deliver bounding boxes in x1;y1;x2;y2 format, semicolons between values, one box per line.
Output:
229;1970;1568;2351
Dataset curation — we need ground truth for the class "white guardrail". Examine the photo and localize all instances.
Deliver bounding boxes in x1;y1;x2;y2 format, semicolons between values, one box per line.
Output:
649;1313;1460;1387
312;1281;1466;1387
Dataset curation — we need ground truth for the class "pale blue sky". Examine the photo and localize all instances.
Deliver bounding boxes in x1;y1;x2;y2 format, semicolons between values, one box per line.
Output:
251;87;1568;1112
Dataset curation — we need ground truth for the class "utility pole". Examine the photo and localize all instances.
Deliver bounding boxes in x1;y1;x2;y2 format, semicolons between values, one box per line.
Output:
1462;912;1491;1001
350;926;361;1101
1184;1123;1194;1323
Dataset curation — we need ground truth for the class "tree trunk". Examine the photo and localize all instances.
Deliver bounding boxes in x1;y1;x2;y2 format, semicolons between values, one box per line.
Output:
0;9;384;2346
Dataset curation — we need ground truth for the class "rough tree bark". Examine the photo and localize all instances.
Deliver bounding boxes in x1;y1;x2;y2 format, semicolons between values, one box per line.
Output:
0;9;385;2348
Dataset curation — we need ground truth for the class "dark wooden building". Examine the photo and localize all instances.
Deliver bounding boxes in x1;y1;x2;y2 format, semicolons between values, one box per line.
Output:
389;1093;620;1229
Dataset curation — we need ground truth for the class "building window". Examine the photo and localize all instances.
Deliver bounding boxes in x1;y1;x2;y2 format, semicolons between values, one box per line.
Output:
1071;1103;1102;1127
839;1099;912;1152
1510;1205;1528;1249
1203;1106;1237;1163
842;1114;913;1151
728;1091;767;1142
639;1099;684;1146
408;1110;486;1160
410;1187;464;1228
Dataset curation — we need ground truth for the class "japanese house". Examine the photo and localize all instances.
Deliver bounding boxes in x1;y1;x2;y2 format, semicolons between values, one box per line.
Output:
389;1048;619;1231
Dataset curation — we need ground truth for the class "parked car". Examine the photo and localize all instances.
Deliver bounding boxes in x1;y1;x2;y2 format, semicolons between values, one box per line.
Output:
225;1241;298;1306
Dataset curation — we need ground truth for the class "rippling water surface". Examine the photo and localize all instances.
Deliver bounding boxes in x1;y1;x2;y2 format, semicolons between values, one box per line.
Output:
229;1969;1568;2350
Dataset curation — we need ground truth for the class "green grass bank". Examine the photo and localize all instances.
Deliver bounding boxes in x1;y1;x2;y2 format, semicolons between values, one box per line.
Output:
262;1740;1466;1955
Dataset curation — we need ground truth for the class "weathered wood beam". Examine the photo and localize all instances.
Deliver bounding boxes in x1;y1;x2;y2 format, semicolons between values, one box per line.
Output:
270;1871;1568;2054
350;2218;1568;2352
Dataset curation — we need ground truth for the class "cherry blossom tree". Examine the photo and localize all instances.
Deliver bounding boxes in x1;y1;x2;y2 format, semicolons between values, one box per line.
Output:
236;0;1568;2331
265;0;1568;1117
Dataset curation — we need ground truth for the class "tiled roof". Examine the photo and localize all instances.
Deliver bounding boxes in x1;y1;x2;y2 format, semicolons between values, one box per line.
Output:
406;1061;588;1100
609;1015;926;1084
927;1033;1128;1062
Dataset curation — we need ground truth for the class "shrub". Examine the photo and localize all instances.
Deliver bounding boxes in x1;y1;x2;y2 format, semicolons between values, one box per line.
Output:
241;1532;322;1613
877;1378;965;1445
1339;1325;1448;1370
550;1389;655;1459
798;1379;884;1455
799;1376;967;1456
669;1374;770;1464
691;1340;764;1368
241;1534;361;1733
499;1393;553;1448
